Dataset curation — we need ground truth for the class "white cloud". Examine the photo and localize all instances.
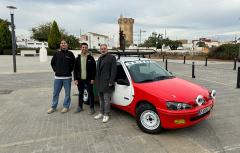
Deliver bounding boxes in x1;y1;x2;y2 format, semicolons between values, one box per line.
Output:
1;0;240;42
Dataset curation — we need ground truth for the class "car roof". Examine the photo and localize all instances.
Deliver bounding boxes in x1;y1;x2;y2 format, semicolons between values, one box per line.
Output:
116;56;151;62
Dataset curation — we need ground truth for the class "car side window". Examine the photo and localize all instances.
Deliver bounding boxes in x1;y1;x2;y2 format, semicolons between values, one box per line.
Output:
115;64;128;82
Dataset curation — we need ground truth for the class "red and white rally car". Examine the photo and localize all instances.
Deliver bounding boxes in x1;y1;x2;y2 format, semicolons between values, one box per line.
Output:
90;56;216;134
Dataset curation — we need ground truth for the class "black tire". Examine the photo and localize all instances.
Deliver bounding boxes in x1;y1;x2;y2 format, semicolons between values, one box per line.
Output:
136;103;162;134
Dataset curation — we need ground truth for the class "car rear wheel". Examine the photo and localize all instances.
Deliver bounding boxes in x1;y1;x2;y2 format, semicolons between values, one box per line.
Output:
136;103;162;134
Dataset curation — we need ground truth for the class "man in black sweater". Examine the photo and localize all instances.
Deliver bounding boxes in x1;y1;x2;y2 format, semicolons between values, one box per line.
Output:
74;43;96;114
47;40;75;114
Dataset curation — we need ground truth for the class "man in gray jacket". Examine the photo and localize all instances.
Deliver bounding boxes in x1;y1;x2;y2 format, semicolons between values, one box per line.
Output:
94;44;117;123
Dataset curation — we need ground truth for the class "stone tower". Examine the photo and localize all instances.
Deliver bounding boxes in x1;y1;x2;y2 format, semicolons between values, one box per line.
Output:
118;15;134;45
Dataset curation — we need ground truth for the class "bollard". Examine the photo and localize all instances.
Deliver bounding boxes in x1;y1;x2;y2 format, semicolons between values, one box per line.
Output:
205;56;208;66
192;62;196;78
237;67;240;88
163;55;165;62
183;55;186;64
165;58;168;71
39;46;48;62
233;58;237;70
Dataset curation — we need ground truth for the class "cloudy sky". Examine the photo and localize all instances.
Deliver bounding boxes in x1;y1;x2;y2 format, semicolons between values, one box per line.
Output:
1;0;240;44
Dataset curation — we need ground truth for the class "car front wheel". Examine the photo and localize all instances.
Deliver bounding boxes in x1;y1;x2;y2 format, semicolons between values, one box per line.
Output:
136;104;162;134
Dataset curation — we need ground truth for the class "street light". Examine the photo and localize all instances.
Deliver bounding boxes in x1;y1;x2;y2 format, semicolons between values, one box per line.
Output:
6;5;17;73
158;34;163;54
139;29;146;47
238;38;240;61
238;17;240;62
152;32;157;50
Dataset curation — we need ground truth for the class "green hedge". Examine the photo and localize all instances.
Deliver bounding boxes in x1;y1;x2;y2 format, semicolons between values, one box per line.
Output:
1;47;57;56
47;48;56;56
2;48;99;56
3;49;12;55
208;44;239;60
89;49;99;53
17;48;40;53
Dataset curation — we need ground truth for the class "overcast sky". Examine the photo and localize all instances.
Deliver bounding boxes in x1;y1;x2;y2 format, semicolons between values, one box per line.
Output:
1;0;240;43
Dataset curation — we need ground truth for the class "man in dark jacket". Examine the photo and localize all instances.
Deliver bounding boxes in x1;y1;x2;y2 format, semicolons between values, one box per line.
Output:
94;44;117;123
47;40;75;114
74;43;96;114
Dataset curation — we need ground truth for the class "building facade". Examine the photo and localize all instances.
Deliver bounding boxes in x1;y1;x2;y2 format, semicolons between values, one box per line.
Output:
118;15;134;45
79;32;109;49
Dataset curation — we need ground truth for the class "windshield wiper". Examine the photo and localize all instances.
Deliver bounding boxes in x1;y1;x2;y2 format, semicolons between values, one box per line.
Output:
138;79;155;83
138;76;175;83
154;75;175;80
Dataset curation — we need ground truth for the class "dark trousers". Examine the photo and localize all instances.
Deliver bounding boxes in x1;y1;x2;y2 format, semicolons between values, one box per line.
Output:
99;92;111;115
77;80;94;109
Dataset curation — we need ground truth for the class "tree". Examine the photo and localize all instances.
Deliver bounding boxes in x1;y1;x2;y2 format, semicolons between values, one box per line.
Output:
31;22;67;42
140;36;156;48
0;18;10;25
63;35;80;49
168;40;182;50
140;35;182;50
48;21;61;49
0;22;12;54
31;22;51;42
196;41;206;47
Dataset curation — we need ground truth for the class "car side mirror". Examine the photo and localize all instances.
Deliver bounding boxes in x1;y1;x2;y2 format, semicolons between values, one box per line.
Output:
117;79;130;86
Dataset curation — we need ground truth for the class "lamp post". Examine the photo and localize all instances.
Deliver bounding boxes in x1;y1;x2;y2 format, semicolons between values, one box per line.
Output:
139;29;146;47
6;6;17;73
238;38;240;61
238;17;240;61
152;32;157;50
158;34;163;54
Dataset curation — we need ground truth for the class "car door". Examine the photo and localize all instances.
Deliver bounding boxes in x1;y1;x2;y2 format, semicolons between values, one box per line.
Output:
111;62;134;106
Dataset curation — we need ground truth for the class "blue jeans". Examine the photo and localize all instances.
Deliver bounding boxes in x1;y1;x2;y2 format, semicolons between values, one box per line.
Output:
51;78;72;109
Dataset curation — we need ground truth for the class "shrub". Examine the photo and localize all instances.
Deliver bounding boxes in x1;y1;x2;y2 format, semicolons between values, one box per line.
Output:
17;48;40;54
47;48;57;56
3;49;12;55
208;44;238;60
89;49;99;53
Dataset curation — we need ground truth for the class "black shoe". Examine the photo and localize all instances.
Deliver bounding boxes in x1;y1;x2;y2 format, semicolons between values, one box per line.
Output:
88;108;95;115
74;107;82;113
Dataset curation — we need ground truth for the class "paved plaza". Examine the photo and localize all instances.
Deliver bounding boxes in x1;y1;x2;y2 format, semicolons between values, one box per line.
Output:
0;55;240;153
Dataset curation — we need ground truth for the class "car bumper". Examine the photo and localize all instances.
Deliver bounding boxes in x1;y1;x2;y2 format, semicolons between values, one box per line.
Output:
156;101;214;129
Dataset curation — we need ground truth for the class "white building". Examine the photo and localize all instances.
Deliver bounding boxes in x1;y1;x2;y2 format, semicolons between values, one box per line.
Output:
16;39;48;48
79;32;109;49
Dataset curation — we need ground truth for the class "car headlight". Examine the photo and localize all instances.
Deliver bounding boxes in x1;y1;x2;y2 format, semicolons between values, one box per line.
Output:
166;102;192;110
195;95;205;106
209;90;216;99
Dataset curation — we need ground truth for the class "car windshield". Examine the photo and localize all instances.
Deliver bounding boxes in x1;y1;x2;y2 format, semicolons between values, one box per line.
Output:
125;60;174;83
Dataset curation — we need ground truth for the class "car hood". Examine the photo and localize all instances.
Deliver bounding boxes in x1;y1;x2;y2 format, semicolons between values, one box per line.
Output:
134;77;209;104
